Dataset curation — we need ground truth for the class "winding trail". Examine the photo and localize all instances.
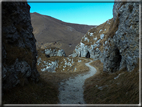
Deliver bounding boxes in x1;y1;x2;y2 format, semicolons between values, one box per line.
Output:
58;60;97;104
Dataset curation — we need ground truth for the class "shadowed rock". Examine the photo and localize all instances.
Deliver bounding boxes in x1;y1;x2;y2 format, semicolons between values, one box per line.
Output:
2;2;39;91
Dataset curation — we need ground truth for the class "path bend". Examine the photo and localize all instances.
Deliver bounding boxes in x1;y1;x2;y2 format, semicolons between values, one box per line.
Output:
58;60;97;104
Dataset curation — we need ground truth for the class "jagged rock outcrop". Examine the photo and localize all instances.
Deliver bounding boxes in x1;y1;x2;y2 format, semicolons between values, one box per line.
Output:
2;2;39;90
72;2;139;72
102;2;139;72
71;19;113;59
45;47;66;57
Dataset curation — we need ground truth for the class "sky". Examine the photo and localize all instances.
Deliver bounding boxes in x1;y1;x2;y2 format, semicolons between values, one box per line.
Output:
27;0;114;26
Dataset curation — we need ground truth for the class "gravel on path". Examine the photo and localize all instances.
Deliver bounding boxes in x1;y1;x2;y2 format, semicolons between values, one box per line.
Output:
58;60;97;104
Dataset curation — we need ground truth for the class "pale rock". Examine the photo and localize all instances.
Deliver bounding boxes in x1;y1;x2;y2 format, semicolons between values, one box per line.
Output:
100;34;105;39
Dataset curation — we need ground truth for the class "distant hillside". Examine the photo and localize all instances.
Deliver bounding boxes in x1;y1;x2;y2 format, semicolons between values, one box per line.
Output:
30;12;96;55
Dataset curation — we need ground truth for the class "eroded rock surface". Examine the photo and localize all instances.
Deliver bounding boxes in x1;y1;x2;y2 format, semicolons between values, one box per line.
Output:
2;2;39;90
103;2;139;72
45;47;66;57
72;2;139;72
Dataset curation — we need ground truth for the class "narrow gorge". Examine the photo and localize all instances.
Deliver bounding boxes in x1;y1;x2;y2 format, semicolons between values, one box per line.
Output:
2;0;140;105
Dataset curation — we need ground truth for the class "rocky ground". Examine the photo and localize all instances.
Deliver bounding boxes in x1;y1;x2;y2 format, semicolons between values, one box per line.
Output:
3;56;139;104
2;1;139;105
58;60;97;104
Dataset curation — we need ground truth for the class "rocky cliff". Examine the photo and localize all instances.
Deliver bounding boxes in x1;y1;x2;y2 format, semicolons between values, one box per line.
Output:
72;2;139;72
2;2;39;90
103;2;139;72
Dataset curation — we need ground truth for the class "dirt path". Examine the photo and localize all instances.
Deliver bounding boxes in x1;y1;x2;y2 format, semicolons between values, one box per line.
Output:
58;60;97;104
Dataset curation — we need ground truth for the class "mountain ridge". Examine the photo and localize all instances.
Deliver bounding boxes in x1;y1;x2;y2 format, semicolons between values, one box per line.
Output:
30;12;96;55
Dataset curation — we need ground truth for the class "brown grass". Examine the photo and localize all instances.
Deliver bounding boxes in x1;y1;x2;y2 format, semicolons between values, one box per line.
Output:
106;13;120;38
89;60;104;75
80;18;114;52
2;77;59;104
39;63;89;87
84;60;139;104
37;49;90;73
80;16;119;53
75;62;89;73
31;12;94;55
39;42;62;50
36;49;91;86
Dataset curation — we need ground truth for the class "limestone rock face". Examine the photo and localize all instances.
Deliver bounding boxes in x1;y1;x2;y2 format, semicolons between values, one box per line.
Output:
71;42;97;59
72;2;139;72
103;2;139;72
2;2;39;90
71;19;113;59
45;47;66;57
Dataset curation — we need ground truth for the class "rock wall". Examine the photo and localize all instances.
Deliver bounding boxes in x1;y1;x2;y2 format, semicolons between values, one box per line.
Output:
2;2;39;90
103;2;139;72
72;2;139;72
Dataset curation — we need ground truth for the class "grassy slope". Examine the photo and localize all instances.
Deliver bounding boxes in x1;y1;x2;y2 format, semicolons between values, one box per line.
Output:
31;12;95;55
83;60;139;104
36;48;91;85
79;17;119;53
2;48;91;104
82;15;139;104
81;18;113;46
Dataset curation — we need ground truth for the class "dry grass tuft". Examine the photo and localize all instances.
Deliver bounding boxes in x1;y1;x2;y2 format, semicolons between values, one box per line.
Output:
84;60;139;104
106;13;120;39
75;62;89;73
2;77;59;104
89;60;104;75
38;42;62;50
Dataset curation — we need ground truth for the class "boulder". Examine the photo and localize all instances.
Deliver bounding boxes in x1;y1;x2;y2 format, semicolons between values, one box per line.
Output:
41;60;58;73
45;48;66;57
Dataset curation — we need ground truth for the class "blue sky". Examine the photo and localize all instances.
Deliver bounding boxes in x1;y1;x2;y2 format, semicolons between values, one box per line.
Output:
28;0;114;25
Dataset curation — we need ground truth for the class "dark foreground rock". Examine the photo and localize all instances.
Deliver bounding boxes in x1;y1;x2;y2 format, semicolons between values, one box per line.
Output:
2;2;39;91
